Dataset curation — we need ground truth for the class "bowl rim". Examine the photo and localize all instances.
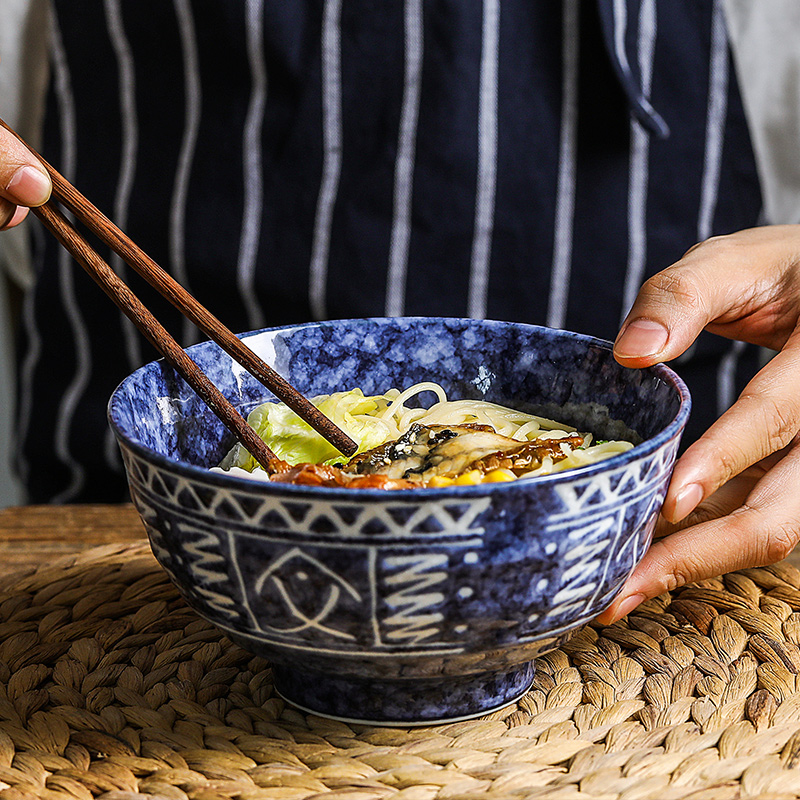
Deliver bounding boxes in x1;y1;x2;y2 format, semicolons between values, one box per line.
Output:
108;316;691;498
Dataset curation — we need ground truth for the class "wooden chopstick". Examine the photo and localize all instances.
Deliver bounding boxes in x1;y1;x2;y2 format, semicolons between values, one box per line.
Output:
34;201;282;472
0;119;358;463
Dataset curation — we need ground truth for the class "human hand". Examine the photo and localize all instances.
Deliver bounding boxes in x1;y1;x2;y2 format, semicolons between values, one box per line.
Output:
0;124;51;230
596;225;800;625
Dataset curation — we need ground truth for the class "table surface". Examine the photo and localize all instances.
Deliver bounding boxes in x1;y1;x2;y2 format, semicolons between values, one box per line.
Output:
0;503;148;575
4;504;800;800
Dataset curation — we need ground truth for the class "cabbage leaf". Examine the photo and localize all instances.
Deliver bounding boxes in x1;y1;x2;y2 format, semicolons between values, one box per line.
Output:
221;389;393;471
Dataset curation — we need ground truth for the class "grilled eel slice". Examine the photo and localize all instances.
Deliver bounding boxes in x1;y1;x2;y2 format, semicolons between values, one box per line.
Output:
342;423;585;484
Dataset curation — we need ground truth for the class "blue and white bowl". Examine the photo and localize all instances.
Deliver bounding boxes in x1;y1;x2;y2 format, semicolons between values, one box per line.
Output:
109;317;690;725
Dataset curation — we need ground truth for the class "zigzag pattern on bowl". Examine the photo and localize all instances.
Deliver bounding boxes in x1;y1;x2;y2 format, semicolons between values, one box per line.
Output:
123;435;676;659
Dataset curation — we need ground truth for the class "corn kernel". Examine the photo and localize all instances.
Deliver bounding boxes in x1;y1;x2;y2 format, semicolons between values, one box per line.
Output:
482;468;516;483
454;470;482;485
428;476;454;487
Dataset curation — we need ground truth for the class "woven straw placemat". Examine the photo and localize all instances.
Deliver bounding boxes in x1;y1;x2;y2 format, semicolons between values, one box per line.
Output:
2;544;800;800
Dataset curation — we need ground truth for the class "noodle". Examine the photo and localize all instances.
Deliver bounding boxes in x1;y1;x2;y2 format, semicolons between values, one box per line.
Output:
217;381;634;485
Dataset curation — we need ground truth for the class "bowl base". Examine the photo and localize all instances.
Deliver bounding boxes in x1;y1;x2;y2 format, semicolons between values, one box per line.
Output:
269;661;535;726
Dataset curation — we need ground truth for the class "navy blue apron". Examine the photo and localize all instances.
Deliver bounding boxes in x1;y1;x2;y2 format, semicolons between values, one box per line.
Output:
17;0;762;502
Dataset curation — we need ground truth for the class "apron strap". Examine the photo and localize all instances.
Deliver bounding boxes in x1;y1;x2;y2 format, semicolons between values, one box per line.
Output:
595;0;670;138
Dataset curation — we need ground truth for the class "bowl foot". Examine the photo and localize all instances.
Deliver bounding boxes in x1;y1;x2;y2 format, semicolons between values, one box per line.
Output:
271;661;535;726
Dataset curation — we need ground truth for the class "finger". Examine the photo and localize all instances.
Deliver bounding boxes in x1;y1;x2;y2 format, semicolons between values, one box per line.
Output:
614;227;800;366
3;205;30;229
596;440;800;625
653;466;761;539
662;342;800;522
0;198;17;229
0;126;51;207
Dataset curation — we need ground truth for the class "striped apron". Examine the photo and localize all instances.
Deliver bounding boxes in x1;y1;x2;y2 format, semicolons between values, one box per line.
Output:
17;0;762;502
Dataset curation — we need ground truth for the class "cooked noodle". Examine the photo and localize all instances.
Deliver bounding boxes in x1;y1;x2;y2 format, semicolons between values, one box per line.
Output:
216;381;634;485
359;382;632;477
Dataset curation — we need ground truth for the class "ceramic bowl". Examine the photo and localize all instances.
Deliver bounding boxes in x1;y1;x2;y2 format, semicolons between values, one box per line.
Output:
109;317;689;725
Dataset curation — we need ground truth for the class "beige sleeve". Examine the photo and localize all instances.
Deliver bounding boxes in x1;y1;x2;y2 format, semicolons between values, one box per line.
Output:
0;0;50;290
0;0;49;505
724;0;800;225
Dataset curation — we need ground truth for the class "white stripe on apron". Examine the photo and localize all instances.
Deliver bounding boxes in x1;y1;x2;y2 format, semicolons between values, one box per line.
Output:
50;10;91;503
237;0;269;332
547;0;580;330
620;0;657;320
385;0;424;317
171;0;202;344
467;0;501;320
309;0;344;321
103;0;140;476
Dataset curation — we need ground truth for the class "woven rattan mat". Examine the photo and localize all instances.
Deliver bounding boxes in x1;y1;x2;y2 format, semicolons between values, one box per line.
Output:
2;546;800;800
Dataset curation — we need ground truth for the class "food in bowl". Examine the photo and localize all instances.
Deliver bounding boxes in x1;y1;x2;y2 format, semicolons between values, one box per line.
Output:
215;382;634;488
109;317;690;725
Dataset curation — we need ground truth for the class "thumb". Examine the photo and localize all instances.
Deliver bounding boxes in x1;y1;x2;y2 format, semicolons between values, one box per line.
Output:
613;228;800;367
0;125;51;208
613;260;714;368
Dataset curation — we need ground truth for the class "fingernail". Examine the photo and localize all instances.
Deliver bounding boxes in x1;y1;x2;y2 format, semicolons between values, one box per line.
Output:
6;165;51;206
0;205;28;230
671;483;704;521
604;593;646;624
615;318;669;359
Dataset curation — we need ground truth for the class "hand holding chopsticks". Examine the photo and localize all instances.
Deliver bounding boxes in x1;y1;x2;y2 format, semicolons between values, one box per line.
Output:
0;118;358;471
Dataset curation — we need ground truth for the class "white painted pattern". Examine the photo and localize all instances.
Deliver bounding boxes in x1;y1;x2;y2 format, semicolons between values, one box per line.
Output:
254;547;362;639
382;553;448;645
131;470;244;622
128;451;492;539
128;451;492;653
550;443;676;518
548;513;620;611
541;444;676;622
137;503;176;580
181;526;239;618
227;535;485;654
129;443;672;656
